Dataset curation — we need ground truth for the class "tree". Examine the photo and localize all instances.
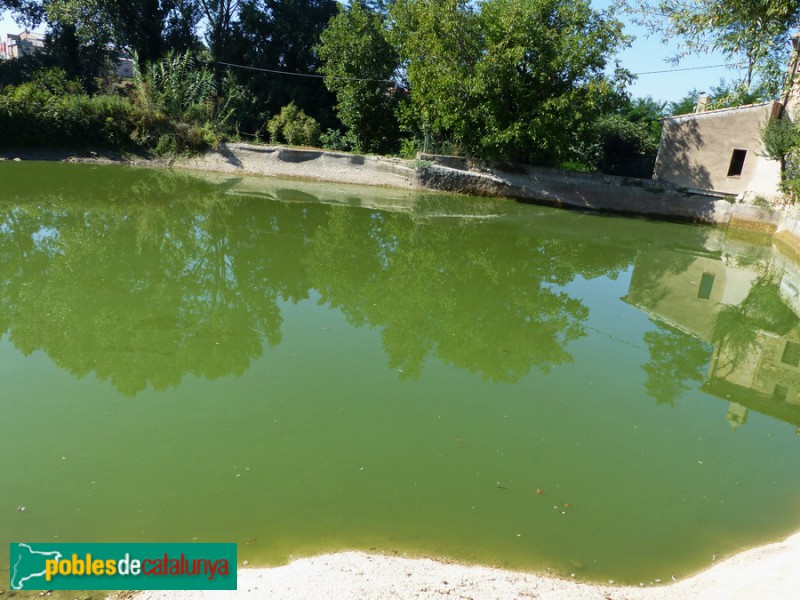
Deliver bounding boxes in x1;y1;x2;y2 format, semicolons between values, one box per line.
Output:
668;89;701;116
761;114;799;181
584;96;664;177
198;0;240;63
1;0;119;88
642;321;710;406
589;118;658;177
469;0;630;164
669;80;772;116
317;0;400;153
388;0;630;164
163;0;203;53
389;0;482;152
627;0;799;96
4;0;203;75
106;0;175;67
266;101;321;146
227;0;339;134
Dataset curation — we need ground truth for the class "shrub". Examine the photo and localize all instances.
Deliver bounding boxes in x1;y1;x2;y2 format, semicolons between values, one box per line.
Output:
399;137;421;159
588;115;660;178
320;128;351;151
0;58;227;156
267;103;321;147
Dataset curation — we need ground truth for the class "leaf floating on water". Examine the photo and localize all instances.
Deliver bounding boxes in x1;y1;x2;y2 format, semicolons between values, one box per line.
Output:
535;489;544;495
563;503;572;508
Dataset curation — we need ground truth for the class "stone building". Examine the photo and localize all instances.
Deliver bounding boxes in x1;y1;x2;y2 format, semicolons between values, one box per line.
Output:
653;101;783;200
653;34;800;202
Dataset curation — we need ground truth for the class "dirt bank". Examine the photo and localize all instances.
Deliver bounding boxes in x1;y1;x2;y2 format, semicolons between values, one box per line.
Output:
127;529;800;600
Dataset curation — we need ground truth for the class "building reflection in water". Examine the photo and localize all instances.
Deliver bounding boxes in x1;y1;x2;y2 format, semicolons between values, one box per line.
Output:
624;235;800;431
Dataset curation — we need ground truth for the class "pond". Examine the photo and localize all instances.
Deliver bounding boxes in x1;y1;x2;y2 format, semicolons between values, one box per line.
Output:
2;162;800;586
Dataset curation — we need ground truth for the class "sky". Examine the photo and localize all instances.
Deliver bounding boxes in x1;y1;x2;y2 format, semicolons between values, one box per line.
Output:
0;2;751;104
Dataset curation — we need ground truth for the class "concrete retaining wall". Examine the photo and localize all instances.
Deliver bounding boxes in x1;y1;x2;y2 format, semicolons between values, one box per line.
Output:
177;143;418;189
177;143;790;235
418;162;739;224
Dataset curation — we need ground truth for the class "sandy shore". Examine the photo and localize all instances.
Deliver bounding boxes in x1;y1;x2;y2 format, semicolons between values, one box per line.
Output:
127;529;800;600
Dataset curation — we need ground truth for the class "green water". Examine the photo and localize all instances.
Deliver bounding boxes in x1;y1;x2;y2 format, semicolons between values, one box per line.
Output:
2;162;800;585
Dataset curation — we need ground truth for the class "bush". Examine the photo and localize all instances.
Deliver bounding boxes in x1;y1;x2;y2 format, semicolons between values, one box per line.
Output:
0;79;137;149
398;137;421;159
320;128;351;151
0;59;227;156
267;103;321;147
588;115;660;178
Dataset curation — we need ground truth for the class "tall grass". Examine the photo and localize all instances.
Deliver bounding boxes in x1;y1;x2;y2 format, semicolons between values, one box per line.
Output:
0;57;230;155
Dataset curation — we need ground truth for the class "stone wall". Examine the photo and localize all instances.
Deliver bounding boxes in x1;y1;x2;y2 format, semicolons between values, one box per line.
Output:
653;102;782;199
175;143;788;233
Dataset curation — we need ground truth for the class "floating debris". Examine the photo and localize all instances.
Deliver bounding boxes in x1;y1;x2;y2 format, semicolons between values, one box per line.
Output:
535;489;545;495
16;506;26;512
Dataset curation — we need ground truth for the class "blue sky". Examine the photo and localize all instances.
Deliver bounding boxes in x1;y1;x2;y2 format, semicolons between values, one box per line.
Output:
590;0;744;103
0;1;750;103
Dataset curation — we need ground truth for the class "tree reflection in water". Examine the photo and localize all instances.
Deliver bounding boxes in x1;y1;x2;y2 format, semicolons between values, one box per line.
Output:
0;166;637;394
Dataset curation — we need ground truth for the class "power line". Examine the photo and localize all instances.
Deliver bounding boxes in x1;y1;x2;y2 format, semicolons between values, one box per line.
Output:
217;58;746;82
633;62;747;76
215;60;394;83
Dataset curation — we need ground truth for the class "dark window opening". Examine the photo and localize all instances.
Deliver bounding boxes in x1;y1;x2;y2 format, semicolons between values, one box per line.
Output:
697;273;715;300
781;340;800;367
727;149;747;177
773;384;789;402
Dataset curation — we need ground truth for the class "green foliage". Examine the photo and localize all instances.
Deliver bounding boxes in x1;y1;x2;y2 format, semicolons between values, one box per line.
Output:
317;0;400;153
319;128;352;151
628;0;795;96
30;66;83;96
389;0;481;145
761;116;800;202
669;80;773;116
586;96;664;177
1;0;646;165
589;115;659;177
128;51;226;154
643;321;710;406
668;90;701;117
0;76;136;148
226;0;339;135
0;59;224;155
267;102;322;146
762;116;799;166
389;0;630;165
398;137;422;158
475;0;630;164
133;51;216;123
707;80;773;108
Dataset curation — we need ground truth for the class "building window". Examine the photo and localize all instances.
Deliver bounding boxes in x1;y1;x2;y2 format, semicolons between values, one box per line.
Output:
727;149;747;177
697;273;715;299
774;384;789;402
781;340;800;367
